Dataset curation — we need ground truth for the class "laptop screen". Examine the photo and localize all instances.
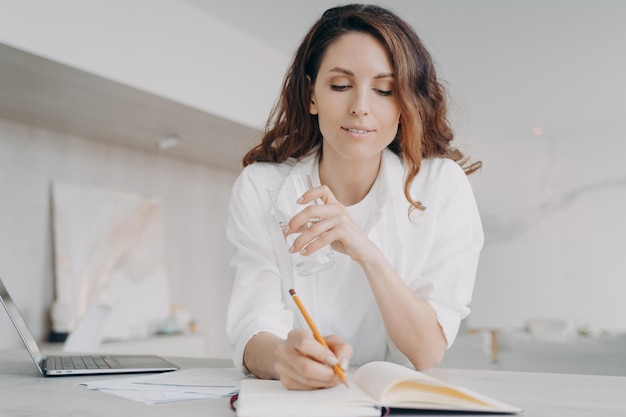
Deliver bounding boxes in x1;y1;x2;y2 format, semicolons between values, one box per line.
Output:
0;277;46;374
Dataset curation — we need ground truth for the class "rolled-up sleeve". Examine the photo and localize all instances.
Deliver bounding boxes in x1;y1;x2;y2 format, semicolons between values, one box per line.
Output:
225;168;294;370
418;160;484;348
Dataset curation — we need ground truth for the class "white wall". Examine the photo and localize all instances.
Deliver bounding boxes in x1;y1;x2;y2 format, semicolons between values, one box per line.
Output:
468;129;626;331
424;2;626;331
0;118;237;358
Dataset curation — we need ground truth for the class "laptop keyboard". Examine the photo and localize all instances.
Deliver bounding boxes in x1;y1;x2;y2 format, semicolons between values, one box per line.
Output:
51;355;113;370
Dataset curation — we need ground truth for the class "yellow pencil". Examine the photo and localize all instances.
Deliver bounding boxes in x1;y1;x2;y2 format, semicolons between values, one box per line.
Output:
289;288;350;388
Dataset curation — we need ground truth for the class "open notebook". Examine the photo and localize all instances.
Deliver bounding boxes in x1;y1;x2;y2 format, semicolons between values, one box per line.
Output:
0;276;178;376
236;361;522;417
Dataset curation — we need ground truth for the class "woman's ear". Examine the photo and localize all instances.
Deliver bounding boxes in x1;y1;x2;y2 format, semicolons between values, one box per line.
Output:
310;95;318;115
307;75;318;115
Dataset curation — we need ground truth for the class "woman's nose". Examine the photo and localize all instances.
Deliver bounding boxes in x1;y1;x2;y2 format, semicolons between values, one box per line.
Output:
350;88;370;116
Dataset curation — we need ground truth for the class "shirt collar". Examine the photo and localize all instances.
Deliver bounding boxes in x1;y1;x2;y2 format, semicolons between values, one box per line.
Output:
379;148;405;199
284;151;320;184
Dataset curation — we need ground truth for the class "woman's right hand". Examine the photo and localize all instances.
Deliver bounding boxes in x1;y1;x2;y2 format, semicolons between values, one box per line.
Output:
273;329;352;390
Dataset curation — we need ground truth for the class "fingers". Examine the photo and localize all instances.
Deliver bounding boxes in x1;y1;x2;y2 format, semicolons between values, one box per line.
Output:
287;184;371;260
292;215;339;255
287;203;344;250
275;329;346;390
299;184;337;206
288;205;350;255
325;334;353;371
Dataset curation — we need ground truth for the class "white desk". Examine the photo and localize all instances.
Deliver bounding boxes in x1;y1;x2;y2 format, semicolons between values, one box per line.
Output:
0;350;235;417
1;349;625;416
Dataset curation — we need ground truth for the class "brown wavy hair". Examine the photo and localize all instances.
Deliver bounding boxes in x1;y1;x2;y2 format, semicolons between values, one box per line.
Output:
243;4;481;211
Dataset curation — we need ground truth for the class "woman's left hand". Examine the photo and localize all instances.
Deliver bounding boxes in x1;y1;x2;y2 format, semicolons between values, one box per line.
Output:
286;185;379;265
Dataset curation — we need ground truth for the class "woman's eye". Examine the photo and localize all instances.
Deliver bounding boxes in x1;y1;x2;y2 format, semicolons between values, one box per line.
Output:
376;89;393;96
330;84;350;91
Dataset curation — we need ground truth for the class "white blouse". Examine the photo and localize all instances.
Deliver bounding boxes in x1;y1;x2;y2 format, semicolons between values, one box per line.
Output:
225;149;484;370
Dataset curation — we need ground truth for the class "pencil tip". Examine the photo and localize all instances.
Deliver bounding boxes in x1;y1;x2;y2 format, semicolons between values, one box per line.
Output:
289;289;296;296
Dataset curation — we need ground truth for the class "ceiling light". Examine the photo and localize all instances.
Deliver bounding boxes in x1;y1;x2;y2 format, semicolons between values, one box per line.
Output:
156;135;180;151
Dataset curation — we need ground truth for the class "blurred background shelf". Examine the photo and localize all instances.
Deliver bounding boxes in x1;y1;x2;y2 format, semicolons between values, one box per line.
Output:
42;333;208;358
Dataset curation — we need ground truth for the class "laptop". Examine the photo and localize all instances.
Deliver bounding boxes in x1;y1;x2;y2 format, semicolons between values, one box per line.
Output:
0;276;179;376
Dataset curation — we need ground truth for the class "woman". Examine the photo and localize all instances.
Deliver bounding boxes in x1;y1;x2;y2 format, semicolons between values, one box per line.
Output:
226;4;483;390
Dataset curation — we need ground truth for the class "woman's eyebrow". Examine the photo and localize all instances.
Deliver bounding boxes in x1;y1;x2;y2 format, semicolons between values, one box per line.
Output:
329;66;394;79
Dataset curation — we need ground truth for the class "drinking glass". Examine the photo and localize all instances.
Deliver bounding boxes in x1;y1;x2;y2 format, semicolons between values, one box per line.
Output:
267;174;335;275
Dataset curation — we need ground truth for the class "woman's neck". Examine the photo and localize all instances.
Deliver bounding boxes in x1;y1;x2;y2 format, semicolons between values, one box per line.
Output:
318;152;382;206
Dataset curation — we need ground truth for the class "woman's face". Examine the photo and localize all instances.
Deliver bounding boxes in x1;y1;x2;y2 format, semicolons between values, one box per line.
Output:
310;32;401;164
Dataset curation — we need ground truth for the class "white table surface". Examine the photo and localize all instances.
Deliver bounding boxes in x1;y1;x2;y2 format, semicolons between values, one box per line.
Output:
1;349;625;416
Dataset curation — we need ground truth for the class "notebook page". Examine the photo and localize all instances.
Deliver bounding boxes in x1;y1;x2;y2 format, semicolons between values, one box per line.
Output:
353;361;521;413
352;361;440;401
237;379;380;417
